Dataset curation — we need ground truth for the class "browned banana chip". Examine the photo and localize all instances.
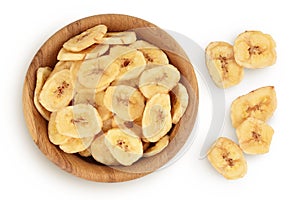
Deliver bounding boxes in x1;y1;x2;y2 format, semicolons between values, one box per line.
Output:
102;117;113;133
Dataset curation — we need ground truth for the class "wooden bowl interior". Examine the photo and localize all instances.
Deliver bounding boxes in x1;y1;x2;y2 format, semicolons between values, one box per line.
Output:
22;14;199;182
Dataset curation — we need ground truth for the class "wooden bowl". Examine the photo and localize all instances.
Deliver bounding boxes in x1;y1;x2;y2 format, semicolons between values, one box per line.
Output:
22;14;199;182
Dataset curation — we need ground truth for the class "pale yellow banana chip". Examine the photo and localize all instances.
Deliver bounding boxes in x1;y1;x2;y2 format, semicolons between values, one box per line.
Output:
129;40;157;49
39;69;74;112
97;31;136;44
231;86;277;128
55;104;102;138
91;134;120;165
171;83;189;124
111;57;145;88
59;136;94;154
109;45;136;57
233;30;276;69
34;67;52;120
104;128;143;166
129;40;169;65
57;44;109;61
113;115;143;138
139;49;169;65
207;137;247;180
114;50;146;81
48;112;71;145
103;85;145;121
58;48;88;61
50;61;74;78
95;90;113;121
205;41;244;88
143;135;169;157
142;93;172;142
236;117;274;154
139;65;180;99
63;24;107;52
73;88;96;106
77;55;120;89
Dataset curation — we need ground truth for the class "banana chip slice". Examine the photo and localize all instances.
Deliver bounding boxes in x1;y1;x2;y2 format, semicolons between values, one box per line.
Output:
205;41;244;88
95;91;113;121
129;40;169;65
91;134;120;166
97;31;136;45
143;135;169;157
63;24;107;52
103;85;145;121
111;66;143;89
78;148;92;157
73;88;96;105
171;83;189;124
114;50;146;81
55;104;102;138
34;67;52;120
58;44;109;61
48;112;71;145
207;137;247;180
77;55;120;89
231;86;277;128
59;136;94;154
113;115;143;138
53;61;74;72
104;128;143;166
139;65;180;99
233;30;276;69
39;69;74;112
142;93;172;142
236;117;274;154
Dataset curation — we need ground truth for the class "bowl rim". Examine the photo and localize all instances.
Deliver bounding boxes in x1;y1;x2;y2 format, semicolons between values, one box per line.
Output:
22;13;199;182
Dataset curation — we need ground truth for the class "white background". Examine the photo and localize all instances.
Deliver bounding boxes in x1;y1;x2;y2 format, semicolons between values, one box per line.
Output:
1;0;299;199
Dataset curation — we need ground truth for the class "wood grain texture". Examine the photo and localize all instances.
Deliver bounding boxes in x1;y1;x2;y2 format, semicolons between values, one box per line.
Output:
22;14;199;182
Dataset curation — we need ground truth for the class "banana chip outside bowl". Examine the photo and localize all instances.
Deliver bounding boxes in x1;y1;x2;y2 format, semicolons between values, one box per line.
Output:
22;14;199;182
